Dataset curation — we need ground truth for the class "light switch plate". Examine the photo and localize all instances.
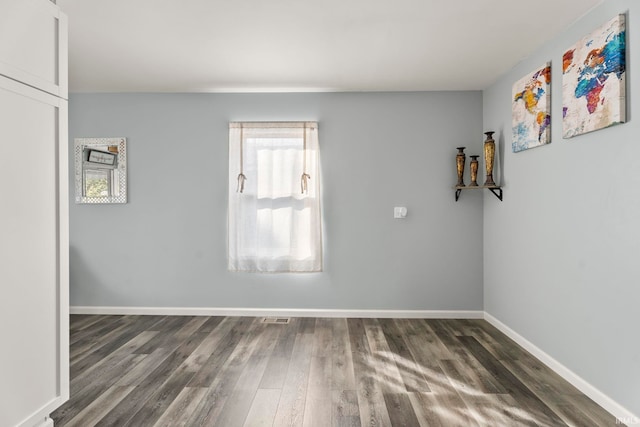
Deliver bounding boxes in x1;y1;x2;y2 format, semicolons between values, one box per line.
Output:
394;207;407;218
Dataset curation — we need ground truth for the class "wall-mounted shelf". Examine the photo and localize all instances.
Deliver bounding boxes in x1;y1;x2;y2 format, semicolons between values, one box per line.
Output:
455;185;503;202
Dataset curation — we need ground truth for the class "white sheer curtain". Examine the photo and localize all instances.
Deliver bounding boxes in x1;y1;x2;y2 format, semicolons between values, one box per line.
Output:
228;122;322;272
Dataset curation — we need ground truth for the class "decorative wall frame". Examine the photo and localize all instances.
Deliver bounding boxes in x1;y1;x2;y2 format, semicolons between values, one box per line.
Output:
74;137;127;204
562;14;626;138
512;63;551;152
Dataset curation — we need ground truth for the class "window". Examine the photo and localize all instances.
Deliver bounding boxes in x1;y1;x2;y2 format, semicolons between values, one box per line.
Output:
228;122;322;272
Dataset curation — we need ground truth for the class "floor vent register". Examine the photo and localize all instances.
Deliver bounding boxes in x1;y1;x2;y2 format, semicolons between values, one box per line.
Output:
261;317;291;324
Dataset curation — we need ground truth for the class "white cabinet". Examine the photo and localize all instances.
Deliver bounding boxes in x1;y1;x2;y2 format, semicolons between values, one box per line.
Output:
0;0;68;97
0;1;69;427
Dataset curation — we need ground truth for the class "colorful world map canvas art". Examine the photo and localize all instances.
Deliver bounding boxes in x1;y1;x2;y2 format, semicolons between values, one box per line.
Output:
512;63;551;152
562;14;626;139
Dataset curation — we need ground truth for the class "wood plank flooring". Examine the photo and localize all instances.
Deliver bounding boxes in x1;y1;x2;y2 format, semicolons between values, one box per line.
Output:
52;315;619;426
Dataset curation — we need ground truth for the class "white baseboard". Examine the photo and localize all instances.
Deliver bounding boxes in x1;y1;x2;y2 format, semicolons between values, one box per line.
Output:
15;397;66;427
69;305;484;319
37;418;54;427
484;312;638;424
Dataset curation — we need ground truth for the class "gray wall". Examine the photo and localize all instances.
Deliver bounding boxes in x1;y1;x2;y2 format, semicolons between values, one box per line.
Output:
483;0;639;416
69;92;484;311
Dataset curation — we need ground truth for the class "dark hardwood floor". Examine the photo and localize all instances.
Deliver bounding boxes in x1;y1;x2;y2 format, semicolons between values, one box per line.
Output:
51;315;618;426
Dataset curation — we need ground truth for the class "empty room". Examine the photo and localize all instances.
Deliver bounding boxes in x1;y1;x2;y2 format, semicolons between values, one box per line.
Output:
1;0;638;426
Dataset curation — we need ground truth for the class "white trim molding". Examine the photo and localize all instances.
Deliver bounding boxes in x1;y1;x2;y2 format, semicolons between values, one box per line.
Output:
70;306;484;319
35;418;54;427
484;312;638;424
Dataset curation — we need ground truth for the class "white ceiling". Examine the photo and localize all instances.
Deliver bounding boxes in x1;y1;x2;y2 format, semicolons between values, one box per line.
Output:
57;0;602;93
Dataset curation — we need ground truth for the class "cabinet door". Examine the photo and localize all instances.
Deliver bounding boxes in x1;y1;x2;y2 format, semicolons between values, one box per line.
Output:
0;76;68;427
0;0;68;98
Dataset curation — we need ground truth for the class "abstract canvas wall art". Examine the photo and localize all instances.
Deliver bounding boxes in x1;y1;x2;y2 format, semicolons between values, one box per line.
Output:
512;63;551;152
562;14;626;139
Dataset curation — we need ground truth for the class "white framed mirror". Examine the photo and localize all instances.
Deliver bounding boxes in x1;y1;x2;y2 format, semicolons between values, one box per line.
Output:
74;137;127;204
